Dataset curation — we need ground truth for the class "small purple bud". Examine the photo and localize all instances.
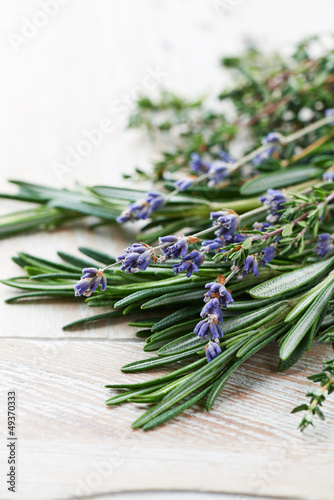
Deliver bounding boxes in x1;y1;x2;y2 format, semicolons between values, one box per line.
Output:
260;245;276;265
325;109;334;125
174;176;196;191
74;268;106;297
313;233;333;256
323;171;334;182
190;153;210;174
205;340;221;362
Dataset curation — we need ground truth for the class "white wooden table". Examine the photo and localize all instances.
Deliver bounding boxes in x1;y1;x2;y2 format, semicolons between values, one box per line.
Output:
0;2;334;499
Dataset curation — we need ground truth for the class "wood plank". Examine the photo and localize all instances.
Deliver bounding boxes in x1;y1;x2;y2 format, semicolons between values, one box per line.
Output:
0;339;333;500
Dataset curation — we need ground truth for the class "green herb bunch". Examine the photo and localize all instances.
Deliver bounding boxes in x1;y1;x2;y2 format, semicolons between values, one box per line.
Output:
1;37;334;430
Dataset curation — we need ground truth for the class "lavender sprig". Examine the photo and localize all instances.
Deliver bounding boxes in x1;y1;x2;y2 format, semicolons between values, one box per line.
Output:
117;111;334;225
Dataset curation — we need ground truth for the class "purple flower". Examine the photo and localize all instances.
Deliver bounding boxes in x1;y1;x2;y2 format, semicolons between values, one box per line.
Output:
259;189;286;223
211;212;239;239
233;233;247;243
190;153;210;174
314;233;333;256
252;146;277;166
207;161;230;187
74;267;107;297
325;109;334;125
240;255;259;278
146;192;166;212
263;132;283;144
260;246;276;265
219;150;235;163
201;297;223;322
158;235;179;246
204;282;233;309
117;191;166;223
174;176;196;192
194;314;223;339
323;171;334;182
172;250;204;278
160;236;188;260
205;340;222;363
201;237;225;253
117;243;153;274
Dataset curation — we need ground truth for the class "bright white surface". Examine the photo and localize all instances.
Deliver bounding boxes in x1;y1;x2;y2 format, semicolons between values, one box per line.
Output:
0;0;333;190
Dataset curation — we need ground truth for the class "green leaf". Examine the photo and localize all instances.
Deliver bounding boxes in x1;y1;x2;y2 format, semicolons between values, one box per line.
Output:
106;384;166;406
142;386;211;430
131;339;247;429
106;358;206;390
206;325;286;411
151;306;200;333
221;301;287;335
157;333;206;356
241;238;252;250
148;318;199;340
62;311;123;330
285;275;333;323
240;167;322;195
121;349;201;373
79;247;116;265
250;256;334;299
5;291;75;303
282;223;293;237
278;328;313;372
291;404;309;413
57;251;97;269
114;282;204;309
280;278;334;360
141;289;204;309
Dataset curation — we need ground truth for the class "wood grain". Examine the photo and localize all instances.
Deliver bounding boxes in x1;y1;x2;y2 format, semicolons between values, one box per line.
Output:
0;335;333;500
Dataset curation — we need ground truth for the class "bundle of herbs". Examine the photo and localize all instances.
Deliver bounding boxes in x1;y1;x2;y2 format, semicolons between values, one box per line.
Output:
1;37;334;430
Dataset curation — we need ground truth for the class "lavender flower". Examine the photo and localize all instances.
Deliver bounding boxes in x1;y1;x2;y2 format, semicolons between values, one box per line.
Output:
252;132;282;166
159;236;189;260
240;255;259;278
323;171;334;182
194;314;223;339
74;267;107;297
252;146;277;166
325;108;334;125
201;237;225;253
201;233;245;254
207;161;230;187
260;245;276;265
146;192;166;211
190;153;210;174
211;212;239;239
260;189;286;224
201;297;223;321
314;233;333;257
219;150;235;163
158;235;179;246
205;340;222;362
174;176;196;192
172;250;204;278
117;243;153;274
233;233;247;243
263;132;283;144
204;282;233;308
117;192;165;223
